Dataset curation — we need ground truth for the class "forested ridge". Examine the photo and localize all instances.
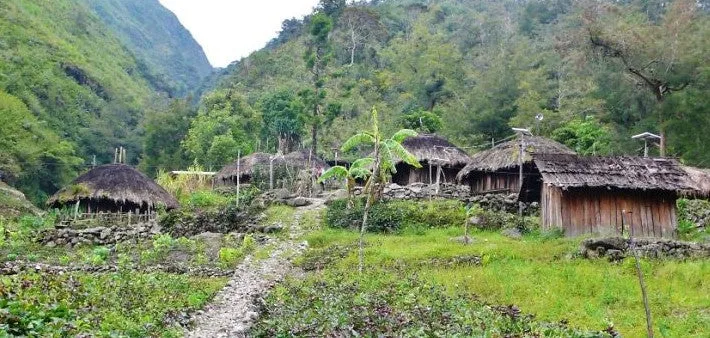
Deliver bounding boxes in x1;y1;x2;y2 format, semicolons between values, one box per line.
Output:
2;0;709;205
0;0;211;203
178;0;708;170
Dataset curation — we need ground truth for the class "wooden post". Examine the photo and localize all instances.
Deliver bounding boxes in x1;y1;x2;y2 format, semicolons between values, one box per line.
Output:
518;135;524;217
308;149;313;197
269;157;274;190
428;162;432;184
435;164;441;195
73;200;80;221
626;210;654;338
114;148;118;164
236;150;241;208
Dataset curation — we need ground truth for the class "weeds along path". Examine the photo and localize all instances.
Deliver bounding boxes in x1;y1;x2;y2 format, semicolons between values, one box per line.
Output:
185;198;325;338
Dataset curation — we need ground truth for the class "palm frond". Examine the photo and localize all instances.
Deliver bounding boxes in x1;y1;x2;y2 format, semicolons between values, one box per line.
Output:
351;157;374;169
349;167;371;180
385;139;422;168
391;129;418;143
317;166;348;183
341;133;376;152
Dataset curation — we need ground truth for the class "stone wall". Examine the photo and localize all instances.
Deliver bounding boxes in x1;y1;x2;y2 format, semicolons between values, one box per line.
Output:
37;222;161;248
581;237;710;260
351;183;539;215
679;198;710;231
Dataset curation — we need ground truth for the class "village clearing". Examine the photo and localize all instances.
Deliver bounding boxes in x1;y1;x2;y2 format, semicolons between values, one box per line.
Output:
2;199;708;337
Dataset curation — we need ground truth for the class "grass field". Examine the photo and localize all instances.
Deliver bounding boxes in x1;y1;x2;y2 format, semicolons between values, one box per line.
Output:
294;227;709;337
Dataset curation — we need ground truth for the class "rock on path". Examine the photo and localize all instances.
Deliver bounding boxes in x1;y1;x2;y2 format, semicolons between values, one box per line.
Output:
185;198;325;338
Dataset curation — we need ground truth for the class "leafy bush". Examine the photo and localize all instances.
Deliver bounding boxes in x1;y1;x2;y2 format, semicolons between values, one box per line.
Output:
218;247;241;268
90;246;110;265
325;198;465;233
0;272;226;337
251;270;611;337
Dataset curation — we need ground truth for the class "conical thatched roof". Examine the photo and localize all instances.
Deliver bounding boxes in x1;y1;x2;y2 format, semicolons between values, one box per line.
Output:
214;152;278;183
681;166;710;197
457;136;574;181
282;150;329;170
400;134;471;167
47;164;179;210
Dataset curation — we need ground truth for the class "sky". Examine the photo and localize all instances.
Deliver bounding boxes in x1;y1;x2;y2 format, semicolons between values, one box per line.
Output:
159;0;320;68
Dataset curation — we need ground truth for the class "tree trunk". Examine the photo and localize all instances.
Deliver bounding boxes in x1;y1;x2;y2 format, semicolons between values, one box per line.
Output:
359;143;380;274
311;111;318;156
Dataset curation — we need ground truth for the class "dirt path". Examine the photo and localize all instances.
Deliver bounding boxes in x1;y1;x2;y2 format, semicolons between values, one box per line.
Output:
185;198;325;338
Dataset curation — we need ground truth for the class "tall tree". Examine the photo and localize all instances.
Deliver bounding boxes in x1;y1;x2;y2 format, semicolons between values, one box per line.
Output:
304;12;334;156
183;89;260;168
585;0;705;156
260;90;305;154
335;6;386;66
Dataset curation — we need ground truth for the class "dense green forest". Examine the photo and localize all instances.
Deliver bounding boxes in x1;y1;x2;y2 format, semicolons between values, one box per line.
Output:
175;0;708;170
0;0;211;203
1;0;709;205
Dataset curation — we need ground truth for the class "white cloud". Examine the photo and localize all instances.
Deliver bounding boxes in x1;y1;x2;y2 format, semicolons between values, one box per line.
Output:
159;0;320;68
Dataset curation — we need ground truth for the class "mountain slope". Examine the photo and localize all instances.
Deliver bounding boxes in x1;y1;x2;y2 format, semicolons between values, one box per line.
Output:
80;0;213;96
195;0;709;166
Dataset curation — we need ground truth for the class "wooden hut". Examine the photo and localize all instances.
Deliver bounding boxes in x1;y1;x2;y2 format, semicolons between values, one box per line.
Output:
681;166;710;198
456;136;574;197
214;152;278;187
392;134;471;186
534;154;698;238
283;150;330;174
47;164;179;213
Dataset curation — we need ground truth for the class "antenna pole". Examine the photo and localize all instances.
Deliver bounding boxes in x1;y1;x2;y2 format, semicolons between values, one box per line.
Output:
236;150;241;208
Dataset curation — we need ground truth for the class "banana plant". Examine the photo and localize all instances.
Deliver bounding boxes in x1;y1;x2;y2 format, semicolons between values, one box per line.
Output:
338;107;421;273
317;157;374;209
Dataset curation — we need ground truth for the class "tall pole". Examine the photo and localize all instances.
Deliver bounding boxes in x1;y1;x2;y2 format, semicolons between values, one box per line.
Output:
236;150;241;208
644;140;649;158
518;134;524;217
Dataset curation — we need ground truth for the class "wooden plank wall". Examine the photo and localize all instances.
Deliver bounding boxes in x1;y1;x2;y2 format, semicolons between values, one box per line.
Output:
470;173;520;194
541;185;677;238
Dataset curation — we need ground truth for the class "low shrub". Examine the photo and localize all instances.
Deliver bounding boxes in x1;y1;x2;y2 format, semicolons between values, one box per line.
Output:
325;198;465;233
251;270;611;337
0;271;226;337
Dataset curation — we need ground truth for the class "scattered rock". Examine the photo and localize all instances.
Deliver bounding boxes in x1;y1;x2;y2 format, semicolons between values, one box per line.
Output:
581;237;710;260
502;228;523;240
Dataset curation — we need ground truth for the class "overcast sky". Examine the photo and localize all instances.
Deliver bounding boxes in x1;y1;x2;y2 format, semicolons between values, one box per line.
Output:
159;0;320;68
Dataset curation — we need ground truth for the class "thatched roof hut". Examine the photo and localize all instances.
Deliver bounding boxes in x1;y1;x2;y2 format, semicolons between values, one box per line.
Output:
392;134;471;185
534;154;697;193
457;136;574;194
400;134;471;167
47;164;178;213
214;152;279;186
283;150;329;171
681;166;710;198
214;151;330;188
458;136;574;179
533;154;698;238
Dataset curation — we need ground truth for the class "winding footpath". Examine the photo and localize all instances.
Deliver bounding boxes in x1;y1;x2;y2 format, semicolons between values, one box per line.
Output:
185;198;325;338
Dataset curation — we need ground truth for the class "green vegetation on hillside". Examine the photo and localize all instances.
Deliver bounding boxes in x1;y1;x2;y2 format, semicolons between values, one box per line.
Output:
195;0;709;167
80;0;213;97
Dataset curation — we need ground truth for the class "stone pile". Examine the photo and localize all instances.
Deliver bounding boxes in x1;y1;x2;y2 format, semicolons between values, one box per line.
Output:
465;193;539;215
252;188;311;208
353;183;470;200
681;199;710;231
580;237;710;260
37;222;161;248
350;183;539;215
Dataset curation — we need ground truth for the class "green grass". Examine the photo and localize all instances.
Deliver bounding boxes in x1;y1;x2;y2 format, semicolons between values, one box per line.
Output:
263;205;296;225
301;228;709;337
